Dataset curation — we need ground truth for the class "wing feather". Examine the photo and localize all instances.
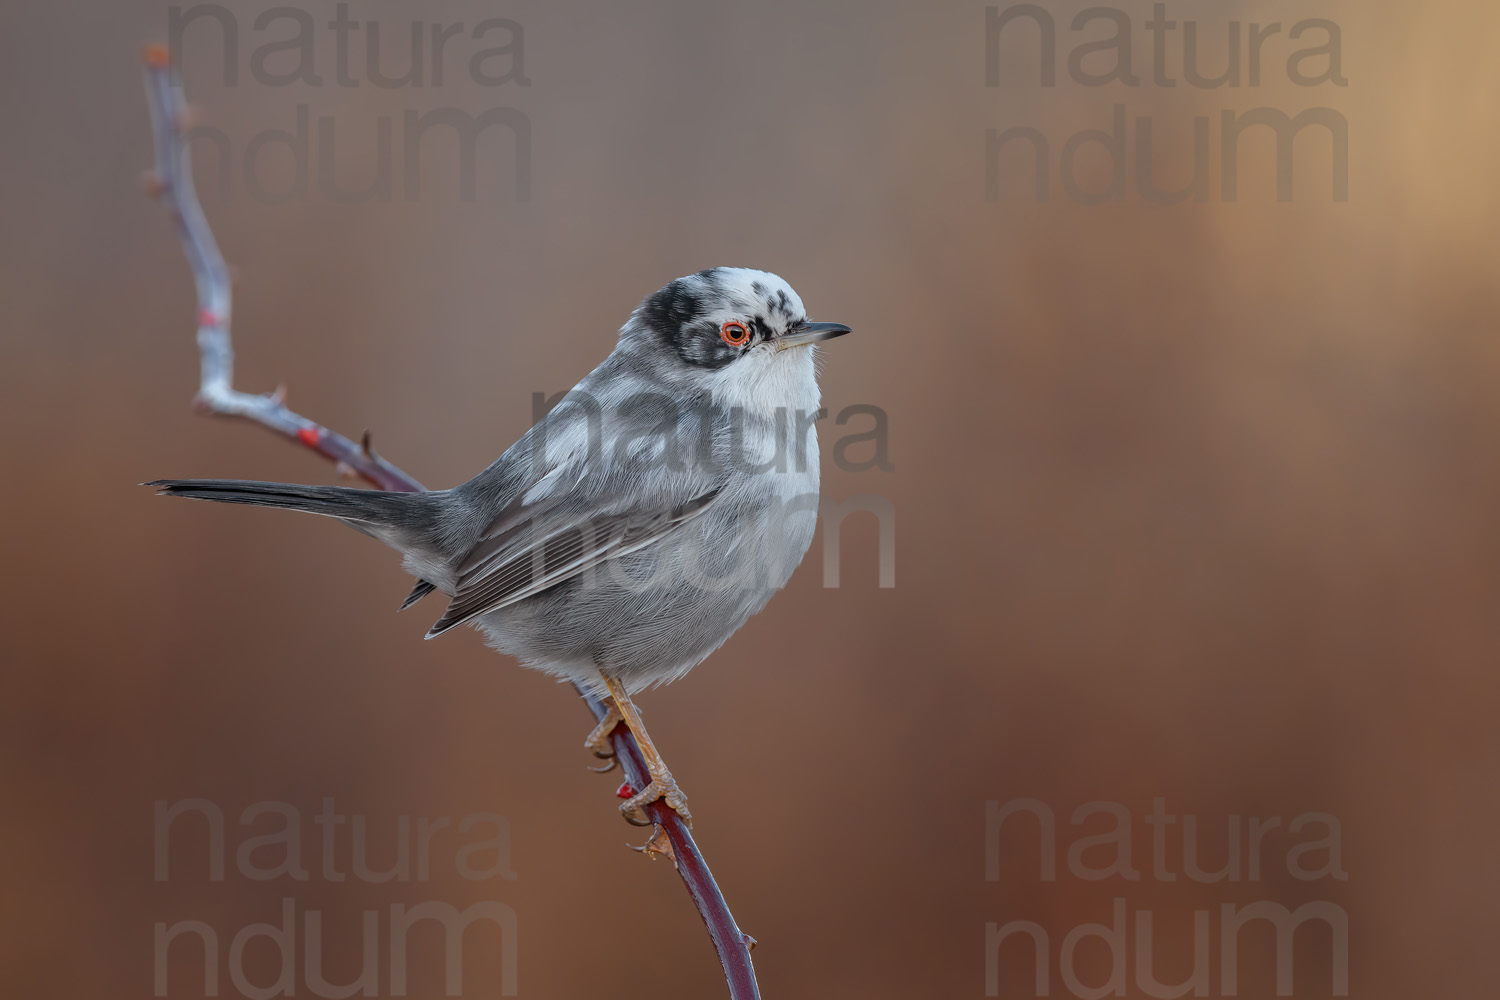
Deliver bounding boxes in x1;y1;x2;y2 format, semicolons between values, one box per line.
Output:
424;486;722;638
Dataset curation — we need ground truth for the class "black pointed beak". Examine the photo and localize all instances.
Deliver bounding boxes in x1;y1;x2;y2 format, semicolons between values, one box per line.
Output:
777;321;852;351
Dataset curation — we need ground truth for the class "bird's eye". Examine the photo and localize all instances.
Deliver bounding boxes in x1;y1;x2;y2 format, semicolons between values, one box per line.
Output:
720;321;751;347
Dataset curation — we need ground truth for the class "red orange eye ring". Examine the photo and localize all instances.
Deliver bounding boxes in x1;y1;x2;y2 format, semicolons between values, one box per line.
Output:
720;321;751;347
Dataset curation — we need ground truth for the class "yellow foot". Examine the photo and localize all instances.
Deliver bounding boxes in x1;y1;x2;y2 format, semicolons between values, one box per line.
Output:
595;671;691;827
583;701;624;773
619;766;692;827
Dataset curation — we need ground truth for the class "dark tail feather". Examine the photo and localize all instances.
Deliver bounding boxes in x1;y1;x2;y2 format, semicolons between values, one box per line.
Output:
145;478;419;528
399;579;437;610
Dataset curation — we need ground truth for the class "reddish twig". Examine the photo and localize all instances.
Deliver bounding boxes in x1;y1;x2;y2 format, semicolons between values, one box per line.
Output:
141;46;418;493
141;46;759;999
582;699;761;997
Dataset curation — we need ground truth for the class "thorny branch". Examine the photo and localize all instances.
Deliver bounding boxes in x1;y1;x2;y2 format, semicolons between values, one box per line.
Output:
141;47;760;1000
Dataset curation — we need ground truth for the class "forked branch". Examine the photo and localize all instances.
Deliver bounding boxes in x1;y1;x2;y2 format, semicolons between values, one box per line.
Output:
140;46;759;999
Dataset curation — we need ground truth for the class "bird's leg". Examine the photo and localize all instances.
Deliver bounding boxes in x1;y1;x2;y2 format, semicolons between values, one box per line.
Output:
600;672;693;828
582;699;623;773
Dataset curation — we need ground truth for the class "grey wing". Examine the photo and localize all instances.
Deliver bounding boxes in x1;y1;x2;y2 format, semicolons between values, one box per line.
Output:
423;485;723;638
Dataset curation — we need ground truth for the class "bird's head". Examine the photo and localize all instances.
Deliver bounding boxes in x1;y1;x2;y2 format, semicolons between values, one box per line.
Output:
626;268;850;397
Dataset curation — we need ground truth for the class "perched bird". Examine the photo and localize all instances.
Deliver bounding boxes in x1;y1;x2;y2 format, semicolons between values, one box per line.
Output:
149;267;850;827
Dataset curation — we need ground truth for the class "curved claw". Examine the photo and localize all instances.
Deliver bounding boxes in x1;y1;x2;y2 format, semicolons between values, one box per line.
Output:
583;703;625;768
621;802;654;826
619;777;692;828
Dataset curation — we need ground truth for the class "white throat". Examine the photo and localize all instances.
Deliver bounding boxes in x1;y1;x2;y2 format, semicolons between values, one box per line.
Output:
708;342;822;419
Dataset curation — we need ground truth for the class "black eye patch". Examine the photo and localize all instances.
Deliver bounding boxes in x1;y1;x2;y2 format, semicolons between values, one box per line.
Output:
641;278;705;333
638;272;786;369
674;322;739;369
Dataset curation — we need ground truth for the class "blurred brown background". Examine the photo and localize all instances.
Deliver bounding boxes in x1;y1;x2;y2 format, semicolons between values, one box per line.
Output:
2;0;1497;996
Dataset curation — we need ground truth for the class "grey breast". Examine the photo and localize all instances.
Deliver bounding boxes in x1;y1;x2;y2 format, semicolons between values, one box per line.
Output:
452;369;820;682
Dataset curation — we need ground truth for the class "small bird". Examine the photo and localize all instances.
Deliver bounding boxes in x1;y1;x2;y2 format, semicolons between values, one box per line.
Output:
149;267;850;828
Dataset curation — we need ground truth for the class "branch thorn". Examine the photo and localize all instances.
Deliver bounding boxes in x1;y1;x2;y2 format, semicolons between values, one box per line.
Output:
630;824;677;866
